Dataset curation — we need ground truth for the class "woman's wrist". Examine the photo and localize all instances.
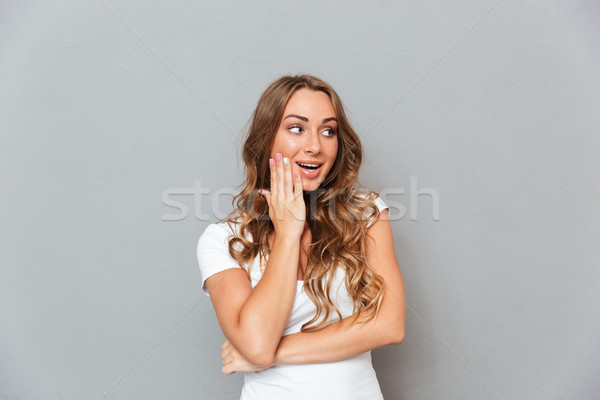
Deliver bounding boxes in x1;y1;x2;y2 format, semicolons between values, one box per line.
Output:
273;233;301;246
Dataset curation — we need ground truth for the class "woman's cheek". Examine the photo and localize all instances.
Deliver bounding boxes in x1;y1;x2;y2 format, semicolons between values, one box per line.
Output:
281;138;301;155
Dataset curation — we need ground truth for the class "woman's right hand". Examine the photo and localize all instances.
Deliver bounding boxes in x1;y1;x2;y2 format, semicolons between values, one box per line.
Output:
258;153;305;239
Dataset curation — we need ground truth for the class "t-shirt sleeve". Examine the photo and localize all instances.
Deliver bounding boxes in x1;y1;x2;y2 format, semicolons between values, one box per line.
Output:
196;223;243;297
366;195;390;228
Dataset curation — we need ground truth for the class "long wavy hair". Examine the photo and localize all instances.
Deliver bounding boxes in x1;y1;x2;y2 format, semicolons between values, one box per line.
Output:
224;74;386;332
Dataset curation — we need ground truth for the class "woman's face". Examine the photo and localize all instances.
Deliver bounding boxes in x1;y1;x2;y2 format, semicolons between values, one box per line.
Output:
270;88;339;191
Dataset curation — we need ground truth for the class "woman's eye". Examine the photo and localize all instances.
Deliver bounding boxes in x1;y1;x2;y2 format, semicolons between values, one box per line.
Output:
323;128;336;137
289;126;303;134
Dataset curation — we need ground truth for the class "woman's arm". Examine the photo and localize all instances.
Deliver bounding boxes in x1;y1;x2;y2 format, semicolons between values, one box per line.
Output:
220;208;405;374
206;155;305;368
272;208;406;365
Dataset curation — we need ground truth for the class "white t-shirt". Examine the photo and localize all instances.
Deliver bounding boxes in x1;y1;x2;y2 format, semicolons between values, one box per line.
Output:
197;195;389;400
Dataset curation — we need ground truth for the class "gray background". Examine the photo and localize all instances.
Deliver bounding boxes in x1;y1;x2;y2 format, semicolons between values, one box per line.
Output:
1;0;599;399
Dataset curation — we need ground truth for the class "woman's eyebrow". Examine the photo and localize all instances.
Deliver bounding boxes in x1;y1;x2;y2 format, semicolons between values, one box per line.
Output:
284;114;338;123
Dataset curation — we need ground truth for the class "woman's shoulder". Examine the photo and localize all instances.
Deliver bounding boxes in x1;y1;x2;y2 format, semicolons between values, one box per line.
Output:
200;221;230;236
197;220;241;247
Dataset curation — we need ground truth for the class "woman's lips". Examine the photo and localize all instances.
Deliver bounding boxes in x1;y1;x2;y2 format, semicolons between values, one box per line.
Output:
296;162;322;179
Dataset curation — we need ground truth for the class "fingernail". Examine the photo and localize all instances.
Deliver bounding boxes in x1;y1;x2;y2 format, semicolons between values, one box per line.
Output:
269;159;275;166
276;153;282;161
283;157;288;166
294;171;299;178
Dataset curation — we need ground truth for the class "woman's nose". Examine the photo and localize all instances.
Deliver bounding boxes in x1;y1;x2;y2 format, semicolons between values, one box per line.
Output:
303;130;322;154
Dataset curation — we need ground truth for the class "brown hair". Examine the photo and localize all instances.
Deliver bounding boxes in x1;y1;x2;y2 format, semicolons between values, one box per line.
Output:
224;74;385;331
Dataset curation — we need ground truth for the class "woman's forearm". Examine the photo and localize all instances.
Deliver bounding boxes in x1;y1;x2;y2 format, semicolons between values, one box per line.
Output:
270;211;407;366
236;235;300;363
272;310;404;365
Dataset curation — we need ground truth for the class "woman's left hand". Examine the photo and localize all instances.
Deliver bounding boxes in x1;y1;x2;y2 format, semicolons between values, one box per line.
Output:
221;339;272;375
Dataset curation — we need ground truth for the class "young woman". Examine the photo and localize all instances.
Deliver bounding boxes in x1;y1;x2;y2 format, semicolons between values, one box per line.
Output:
197;75;406;399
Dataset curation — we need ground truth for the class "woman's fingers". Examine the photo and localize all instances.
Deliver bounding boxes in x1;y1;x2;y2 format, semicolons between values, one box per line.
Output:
263;153;305;237
275;153;284;207
221;348;228;359
283;157;293;199
258;189;271;206
269;157;277;199
293;166;303;196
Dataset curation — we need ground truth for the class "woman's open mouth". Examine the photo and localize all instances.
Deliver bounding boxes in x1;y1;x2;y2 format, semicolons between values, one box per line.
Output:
296;161;323;179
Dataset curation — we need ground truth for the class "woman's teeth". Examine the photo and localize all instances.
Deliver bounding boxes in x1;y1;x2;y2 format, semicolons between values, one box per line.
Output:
297;163;320;171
